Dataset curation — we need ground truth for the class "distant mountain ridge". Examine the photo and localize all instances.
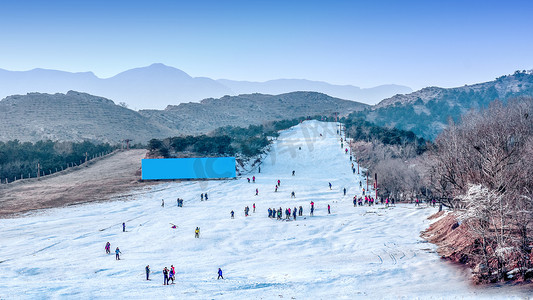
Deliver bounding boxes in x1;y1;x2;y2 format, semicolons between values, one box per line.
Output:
0;63;411;109
0;91;368;143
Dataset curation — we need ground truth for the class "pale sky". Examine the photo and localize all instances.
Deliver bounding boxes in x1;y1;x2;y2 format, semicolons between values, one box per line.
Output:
0;0;532;90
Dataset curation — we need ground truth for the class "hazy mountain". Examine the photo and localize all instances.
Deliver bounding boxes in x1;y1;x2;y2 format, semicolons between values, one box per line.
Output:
0;91;368;143
351;70;533;140
0;64;410;109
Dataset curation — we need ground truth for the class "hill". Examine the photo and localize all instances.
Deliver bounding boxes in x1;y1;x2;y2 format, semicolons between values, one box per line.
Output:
354;70;533;139
0;64;410;109
139;91;368;135
0;91;177;143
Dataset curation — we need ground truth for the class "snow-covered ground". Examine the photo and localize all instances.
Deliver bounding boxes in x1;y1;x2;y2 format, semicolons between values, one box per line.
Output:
0;121;530;299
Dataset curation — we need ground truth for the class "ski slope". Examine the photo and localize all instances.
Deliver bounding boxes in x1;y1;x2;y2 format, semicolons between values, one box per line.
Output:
0;121;529;299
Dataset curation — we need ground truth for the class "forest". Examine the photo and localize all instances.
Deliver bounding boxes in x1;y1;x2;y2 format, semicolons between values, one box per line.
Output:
147;117;310;158
0;140;114;183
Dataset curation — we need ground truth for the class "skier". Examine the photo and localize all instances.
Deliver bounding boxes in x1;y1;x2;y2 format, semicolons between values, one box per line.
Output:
169;266;175;284
231;210;234;219
360;181;362;188
247;178;250;183
201;193;204;201
218;268;224;279
353;168;356;174
205;193;208;201
328;204;331;214
255;188;258;196
146;265;150;280
353;197;357;207
277;179;280;186
345;148;348;154
245;206;249;216
115;247;121;260
195;227;200;238
299;206;303;216
275;185;278;192
268;208;272;218
122;222;125;232
105;242;111;254
161;199;164;207
252;176;255;183
253;203;256;213
291;191;295;198
415;198;420;206
292;170;295;176
343;188;346;196
293;207;297;220
350;155;352;161
329;182;332;190
163;267;169;285
258;166;261;173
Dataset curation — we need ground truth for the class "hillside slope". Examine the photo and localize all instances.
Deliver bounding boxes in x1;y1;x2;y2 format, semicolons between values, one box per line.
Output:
0;149;150;217
356;71;533;139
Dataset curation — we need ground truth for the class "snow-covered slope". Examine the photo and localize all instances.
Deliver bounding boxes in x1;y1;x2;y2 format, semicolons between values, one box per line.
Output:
0;121;528;299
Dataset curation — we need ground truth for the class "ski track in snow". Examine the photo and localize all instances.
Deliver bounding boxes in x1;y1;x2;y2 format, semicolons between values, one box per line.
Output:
0;121;530;299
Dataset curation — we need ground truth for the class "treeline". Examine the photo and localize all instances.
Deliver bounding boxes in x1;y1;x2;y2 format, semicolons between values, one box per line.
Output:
147;117;311;158
426;97;533;282
343;116;429;201
0;140;115;183
343;116;428;153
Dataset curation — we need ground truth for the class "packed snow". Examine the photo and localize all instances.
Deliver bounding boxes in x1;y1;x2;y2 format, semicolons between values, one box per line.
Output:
0;121;530;299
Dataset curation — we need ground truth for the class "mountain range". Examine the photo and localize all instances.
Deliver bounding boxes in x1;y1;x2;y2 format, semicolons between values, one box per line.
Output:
0;64;411;109
1;69;532;144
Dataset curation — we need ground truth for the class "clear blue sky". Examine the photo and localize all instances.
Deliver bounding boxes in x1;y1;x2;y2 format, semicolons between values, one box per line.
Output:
0;0;532;90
